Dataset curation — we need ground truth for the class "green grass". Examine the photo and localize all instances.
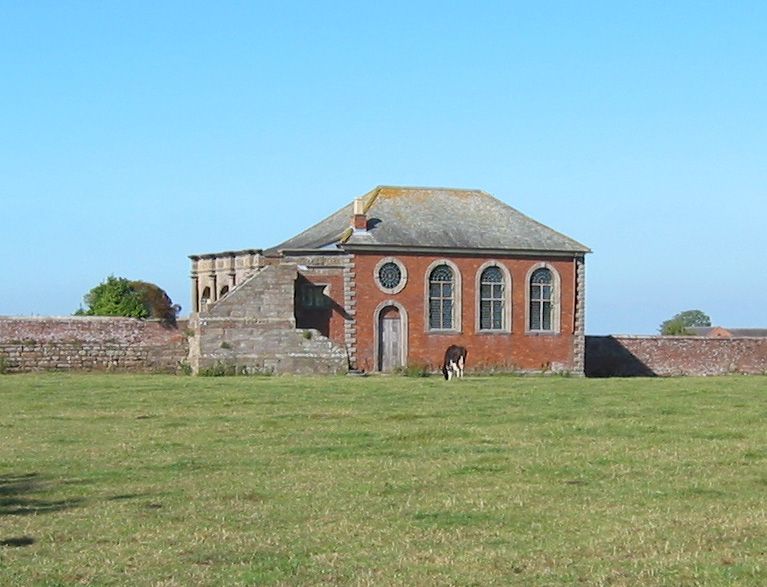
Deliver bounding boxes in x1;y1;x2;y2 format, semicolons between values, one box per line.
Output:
1;374;767;586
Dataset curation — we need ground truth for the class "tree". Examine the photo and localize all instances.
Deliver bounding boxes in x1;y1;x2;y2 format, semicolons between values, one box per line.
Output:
129;280;181;325
659;309;711;335
76;276;180;325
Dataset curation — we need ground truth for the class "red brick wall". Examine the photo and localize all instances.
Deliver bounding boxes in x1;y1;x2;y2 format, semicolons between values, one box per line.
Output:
586;335;767;377
353;252;579;373
0;317;189;373
296;271;347;344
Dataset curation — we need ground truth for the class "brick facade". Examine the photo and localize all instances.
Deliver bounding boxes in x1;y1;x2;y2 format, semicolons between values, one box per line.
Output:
188;187;590;375
353;252;581;373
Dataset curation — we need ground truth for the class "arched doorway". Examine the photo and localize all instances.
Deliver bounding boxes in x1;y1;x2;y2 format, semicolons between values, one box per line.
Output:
378;305;403;372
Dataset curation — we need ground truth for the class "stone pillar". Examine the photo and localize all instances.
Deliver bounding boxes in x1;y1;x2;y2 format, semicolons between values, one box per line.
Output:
191;271;199;313
343;254;357;369
190;257;200;314
572;256;586;376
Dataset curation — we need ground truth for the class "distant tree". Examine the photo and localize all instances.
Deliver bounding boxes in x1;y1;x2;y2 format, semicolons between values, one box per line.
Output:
75;276;148;318
76;276;180;325
659;309;711;335
129;280;181;325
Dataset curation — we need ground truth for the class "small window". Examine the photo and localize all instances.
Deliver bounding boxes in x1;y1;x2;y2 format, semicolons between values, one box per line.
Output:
529;268;553;331
378;262;402;290
429;265;454;330
300;284;330;309
200;286;211;303
374;257;407;294
479;266;504;330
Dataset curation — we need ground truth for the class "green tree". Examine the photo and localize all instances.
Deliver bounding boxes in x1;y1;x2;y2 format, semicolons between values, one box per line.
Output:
76;276;180;324
659;309;711;335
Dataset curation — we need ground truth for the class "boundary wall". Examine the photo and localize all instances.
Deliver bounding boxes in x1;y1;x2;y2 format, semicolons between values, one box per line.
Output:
2;319;767;377
0;317;189;374
586;335;767;377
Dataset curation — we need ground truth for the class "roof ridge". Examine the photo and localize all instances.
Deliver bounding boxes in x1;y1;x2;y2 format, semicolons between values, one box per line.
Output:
375;185;482;193
362;186;381;214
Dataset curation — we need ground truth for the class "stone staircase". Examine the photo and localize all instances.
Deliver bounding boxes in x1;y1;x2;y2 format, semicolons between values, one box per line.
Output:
189;263;348;375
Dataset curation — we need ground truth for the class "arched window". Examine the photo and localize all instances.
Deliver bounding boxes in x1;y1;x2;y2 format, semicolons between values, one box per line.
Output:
479;266;504;330
529;268;553;331
429;264;454;330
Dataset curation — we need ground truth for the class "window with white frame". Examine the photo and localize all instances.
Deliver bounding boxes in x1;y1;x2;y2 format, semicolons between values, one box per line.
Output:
374;257;407;294
428;264;454;330
479;266;504;330
529;268;553;331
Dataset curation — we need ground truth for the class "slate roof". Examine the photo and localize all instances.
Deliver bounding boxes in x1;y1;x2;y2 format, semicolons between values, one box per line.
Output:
267;186;590;256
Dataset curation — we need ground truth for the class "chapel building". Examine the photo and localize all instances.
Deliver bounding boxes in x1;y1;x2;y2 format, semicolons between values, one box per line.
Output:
188;186;590;375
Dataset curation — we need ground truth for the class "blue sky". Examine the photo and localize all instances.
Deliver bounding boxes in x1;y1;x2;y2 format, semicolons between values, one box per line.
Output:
2;1;765;334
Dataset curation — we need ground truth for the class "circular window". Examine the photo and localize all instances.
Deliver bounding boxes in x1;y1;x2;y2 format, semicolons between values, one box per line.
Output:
379;263;401;289
374;258;407;294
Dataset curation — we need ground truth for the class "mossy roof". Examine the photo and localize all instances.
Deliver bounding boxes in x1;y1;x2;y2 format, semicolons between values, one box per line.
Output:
267;186;590;256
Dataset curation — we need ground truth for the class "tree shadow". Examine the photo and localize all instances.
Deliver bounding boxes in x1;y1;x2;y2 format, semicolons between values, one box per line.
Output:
0;473;83;516
0;536;35;547
0;473;161;550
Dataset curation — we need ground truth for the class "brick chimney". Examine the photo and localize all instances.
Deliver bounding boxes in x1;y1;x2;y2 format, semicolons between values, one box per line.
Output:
353;198;367;231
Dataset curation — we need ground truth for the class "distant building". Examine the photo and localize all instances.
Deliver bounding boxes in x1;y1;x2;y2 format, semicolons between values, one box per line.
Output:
188;186;590;375
687;327;767;338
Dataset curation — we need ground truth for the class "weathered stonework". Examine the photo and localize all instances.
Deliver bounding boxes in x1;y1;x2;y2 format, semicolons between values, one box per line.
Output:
342;255;357;369
189;249;265;312
586;335;767;377
189;262;348;375
0;317;189;373
572;256;586;376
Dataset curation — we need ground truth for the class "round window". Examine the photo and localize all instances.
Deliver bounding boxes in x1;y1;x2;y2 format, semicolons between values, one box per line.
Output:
374;258;407;294
378;262;402;289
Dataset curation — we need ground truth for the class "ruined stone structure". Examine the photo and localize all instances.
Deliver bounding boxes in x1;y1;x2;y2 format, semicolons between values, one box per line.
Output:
188;186;591;375
187;259;349;375
188;249;264;312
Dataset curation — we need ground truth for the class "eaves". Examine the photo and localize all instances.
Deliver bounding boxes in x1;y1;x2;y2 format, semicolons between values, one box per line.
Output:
340;243;592;258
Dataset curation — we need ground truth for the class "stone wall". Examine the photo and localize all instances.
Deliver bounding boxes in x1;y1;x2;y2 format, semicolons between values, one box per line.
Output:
189;249;265;313
5;317;765;378
0;317;189;374
190;262;349;375
586;335;767;377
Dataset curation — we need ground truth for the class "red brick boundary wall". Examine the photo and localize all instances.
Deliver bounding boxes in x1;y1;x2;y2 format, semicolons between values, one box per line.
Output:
586;335;767;377
0;317;189;373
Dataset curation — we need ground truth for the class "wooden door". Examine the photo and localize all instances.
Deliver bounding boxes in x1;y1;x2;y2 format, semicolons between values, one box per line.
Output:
379;306;402;372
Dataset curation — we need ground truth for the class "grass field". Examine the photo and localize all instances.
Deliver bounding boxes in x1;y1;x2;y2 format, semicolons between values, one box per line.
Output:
1;373;767;586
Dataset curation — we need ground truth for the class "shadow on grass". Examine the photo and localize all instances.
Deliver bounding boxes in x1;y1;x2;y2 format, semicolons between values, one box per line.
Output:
0;473;83;516
0;536;35;547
